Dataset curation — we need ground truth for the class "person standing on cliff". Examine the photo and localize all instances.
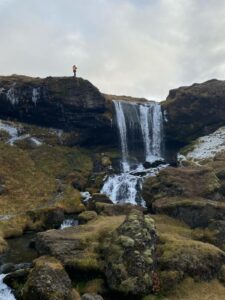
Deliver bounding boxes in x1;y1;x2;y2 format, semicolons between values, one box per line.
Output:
73;65;77;78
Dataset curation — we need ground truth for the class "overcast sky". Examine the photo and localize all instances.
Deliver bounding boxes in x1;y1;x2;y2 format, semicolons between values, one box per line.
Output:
1;0;225;100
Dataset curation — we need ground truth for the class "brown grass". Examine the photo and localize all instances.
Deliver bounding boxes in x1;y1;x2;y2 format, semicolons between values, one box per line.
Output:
166;278;225;300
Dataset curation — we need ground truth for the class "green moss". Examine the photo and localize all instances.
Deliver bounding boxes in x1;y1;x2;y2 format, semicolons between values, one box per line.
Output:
118;235;135;248
57;186;84;213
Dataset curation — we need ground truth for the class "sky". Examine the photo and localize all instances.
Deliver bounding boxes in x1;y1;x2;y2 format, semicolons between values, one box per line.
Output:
1;0;225;100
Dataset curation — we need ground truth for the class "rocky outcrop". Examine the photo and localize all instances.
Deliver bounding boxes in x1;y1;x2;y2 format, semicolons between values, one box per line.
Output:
142;166;222;209
162;79;225;146
35;216;125;278
102;210;157;296
153;197;225;228
142;165;225;229
0;75;114;145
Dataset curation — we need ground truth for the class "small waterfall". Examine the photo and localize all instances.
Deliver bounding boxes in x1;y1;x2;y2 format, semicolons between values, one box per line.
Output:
101;100;165;204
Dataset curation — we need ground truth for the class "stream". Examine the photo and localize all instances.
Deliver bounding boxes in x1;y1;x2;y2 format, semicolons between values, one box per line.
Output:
0;232;38;300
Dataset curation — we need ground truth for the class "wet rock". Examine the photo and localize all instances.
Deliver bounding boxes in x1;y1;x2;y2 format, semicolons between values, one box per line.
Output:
4;268;30;298
91;193;112;203
22;256;77;300
0;262;15;274
78;211;98;224
81;294;103;300
143;160;165;169
87;193;113;211
102;210;157;296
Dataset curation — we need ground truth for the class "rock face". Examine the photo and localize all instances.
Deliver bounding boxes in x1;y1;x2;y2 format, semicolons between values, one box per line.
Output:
162;79;225;146
102;210;157;296
0;75;113;145
22;256;78;300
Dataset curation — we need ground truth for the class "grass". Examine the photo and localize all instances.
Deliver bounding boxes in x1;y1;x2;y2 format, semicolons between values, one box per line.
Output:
166;278;225;300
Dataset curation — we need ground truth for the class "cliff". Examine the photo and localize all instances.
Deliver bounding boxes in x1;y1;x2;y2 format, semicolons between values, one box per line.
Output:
0;75;113;145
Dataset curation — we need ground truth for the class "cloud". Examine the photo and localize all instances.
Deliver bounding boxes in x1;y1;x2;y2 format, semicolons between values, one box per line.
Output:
0;0;225;100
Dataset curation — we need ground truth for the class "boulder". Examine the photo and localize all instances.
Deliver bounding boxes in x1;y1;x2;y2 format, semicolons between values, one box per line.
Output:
152;197;225;228
158;235;225;280
102;210;157;296
142;166;221;210
4;269;30;299
81;294;103;300
22;256;78;300
78;211;98;224
162;79;225;146
35;216;125;278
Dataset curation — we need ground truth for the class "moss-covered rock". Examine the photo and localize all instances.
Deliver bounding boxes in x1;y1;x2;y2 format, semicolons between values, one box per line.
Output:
142;166;221;210
102;210;157;296
35;216;125;279
152;197;225;228
22;256;78;300
78;211;98;224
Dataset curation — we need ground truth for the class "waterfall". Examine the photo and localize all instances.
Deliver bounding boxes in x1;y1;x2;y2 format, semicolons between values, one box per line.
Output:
113;101;130;172
101;99;165;204
113;100;163;166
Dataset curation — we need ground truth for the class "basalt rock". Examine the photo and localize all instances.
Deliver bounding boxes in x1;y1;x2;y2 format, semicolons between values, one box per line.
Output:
162;79;225;146
0;75;114;146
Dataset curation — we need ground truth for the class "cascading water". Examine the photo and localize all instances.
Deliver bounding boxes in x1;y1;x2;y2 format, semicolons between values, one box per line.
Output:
101;100;165;205
0;274;16;300
113;101;130;172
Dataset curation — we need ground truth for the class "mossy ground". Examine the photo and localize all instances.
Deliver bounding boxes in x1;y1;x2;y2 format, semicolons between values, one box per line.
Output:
0;122;95;242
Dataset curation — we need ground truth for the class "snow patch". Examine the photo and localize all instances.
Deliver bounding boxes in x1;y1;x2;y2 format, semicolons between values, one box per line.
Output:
0;120;42;146
30;137;42;146
178;127;225;163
